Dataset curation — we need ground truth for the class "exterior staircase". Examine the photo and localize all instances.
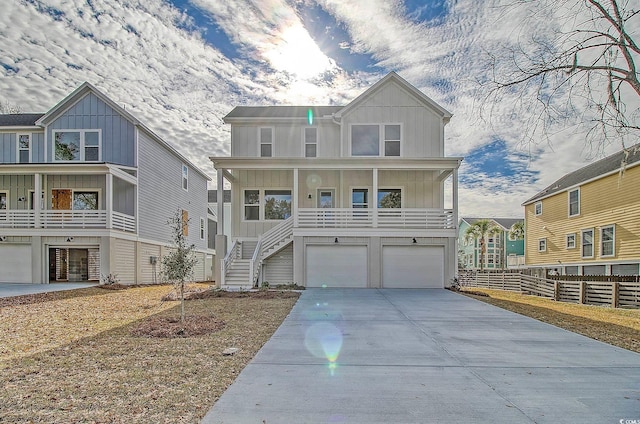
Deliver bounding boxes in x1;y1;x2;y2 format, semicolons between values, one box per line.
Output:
221;219;293;289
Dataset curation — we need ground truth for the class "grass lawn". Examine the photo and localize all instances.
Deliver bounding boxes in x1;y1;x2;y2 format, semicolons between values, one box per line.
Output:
0;285;299;423
461;288;640;353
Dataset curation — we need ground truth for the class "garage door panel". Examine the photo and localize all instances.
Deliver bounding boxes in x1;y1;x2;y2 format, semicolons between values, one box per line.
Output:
383;246;444;288
306;245;367;288
0;245;32;283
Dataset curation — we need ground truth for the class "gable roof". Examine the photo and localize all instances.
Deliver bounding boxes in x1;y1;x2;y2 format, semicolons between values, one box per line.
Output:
35;82;210;181
460;217;523;231
222;72;452;123
523;143;640;205
0;113;45;127
334;72;452;122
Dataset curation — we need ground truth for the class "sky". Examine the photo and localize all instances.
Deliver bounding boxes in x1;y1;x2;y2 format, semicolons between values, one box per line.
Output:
1;0;637;218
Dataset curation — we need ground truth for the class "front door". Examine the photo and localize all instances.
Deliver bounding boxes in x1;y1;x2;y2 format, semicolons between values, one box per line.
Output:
317;189;335;208
52;189;72;210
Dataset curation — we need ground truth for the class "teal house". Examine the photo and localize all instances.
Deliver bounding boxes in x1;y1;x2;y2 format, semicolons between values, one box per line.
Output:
458;218;525;270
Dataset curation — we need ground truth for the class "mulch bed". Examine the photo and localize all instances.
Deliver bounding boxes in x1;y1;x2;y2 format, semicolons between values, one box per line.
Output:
130;315;226;338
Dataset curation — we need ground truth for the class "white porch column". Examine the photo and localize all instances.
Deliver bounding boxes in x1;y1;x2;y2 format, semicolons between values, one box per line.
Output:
453;168;459;227
293;168;299;227
106;173;113;229
372;168;378;228
216;168;225;236
215;168;227;288
34;173;41;228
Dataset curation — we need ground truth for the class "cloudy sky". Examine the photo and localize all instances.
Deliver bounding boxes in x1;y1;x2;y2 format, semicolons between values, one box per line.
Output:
1;0;636;217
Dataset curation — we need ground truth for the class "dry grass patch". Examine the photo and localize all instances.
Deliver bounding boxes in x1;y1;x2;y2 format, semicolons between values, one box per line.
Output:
0;285;299;423
461;288;640;353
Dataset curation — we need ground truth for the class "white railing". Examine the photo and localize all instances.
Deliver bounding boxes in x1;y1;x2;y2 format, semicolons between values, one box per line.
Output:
0;210;36;228
297;208;455;230
222;239;240;284
507;255;526;268
0;209;135;233
112;211;136;233
250;236;263;287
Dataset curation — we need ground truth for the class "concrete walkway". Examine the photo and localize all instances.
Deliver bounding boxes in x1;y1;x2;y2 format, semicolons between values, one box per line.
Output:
0;283;96;298
203;288;640;424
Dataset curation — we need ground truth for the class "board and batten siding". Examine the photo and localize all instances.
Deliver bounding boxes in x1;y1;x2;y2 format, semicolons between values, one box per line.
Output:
263;244;293;284
526;164;640;266
137;130;209;250
0;175;34;209
340;81;444;158
0;132;45;163
46;92;136;166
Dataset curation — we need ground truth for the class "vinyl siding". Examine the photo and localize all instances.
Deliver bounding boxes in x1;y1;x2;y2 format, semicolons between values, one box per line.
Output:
526;165;640;266
341;81;443;158
112;238;136;283
139;242;162;284
137;130;209;250
47;92;136;166
263;244;294;284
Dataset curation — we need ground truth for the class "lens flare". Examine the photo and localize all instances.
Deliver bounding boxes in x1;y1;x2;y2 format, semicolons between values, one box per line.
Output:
304;322;343;364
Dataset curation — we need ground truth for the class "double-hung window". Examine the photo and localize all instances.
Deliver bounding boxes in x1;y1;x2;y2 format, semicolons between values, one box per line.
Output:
244;190;260;221
566;233;576;249
538;238;547;252
200;217;205;240
304;128;317;157
534;202;542;216
600;225;615;257
182;164;188;191
53;130;101;161
18;134;31;163
581;229;594;258
0;191;7;209
260;128;273;157
568;188;580;216
351;124;402;157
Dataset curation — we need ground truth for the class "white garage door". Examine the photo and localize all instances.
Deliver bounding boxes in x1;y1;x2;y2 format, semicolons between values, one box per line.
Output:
382;246;444;288
0;244;32;283
306;245;367;288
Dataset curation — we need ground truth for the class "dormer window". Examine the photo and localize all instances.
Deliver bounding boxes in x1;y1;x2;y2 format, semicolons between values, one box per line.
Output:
53;130;101;162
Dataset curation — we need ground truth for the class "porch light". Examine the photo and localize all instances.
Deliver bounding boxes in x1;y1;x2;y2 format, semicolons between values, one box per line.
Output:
334;237;338;243
412;237;417;244
0;236;5;242
308;193;312;199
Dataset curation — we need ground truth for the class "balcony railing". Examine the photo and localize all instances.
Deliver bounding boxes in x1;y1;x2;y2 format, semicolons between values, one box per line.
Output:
0;209;136;233
297;208;455;230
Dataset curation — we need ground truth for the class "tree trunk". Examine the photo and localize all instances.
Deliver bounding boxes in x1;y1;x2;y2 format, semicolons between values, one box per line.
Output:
180;281;185;324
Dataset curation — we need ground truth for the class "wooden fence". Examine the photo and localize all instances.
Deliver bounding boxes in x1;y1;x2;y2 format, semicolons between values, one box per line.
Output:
458;270;640;308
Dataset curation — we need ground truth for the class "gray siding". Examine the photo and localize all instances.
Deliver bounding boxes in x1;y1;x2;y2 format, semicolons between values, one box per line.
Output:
0;133;16;163
32;132;45;162
137;129;209;250
47;93;136;166
263;244;293;284
113;177;135;215
0;175;34;209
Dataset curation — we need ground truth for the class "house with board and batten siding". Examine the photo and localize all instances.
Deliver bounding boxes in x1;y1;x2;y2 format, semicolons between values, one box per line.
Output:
211;72;462;289
522;144;640;276
0;82;213;284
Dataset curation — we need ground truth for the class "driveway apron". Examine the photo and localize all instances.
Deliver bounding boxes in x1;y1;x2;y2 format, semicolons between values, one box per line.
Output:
202;289;640;424
0;283;96;298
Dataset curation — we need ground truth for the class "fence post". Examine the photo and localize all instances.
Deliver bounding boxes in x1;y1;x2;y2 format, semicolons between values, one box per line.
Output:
554;281;559;301
612;282;619;308
579;281;586;304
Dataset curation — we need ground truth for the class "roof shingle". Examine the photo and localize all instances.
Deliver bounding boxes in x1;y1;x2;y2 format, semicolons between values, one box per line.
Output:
0;113;45;127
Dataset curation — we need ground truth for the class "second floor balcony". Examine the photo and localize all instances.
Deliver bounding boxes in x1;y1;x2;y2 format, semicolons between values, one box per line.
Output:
296;208;455;230
0;209;136;233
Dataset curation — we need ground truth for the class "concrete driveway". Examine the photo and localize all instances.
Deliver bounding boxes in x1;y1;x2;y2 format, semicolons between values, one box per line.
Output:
203;289;640;424
0;283;96;298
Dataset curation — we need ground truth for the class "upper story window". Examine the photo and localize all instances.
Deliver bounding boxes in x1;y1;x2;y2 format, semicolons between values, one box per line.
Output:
600;225;615;257
534;201;542;215
260;127;273;157
304;128;317;158
18;134;31;163
568;188;580;216
351;124;402;157
182;164;188;191
53;129;101;162
581;228;594;258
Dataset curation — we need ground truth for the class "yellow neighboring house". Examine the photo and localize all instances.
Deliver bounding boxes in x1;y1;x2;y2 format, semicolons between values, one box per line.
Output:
522;144;640;276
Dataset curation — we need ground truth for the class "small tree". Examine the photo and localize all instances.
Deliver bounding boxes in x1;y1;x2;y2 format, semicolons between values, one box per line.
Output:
161;209;197;324
464;219;502;271
509;221;525;240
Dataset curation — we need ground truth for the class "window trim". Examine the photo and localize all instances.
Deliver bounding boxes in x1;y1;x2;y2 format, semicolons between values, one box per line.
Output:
581;228;594;258
242;188;293;222
349;123;402;157
566;233;576;249
263;189;292;221
71;189;101;210
0;190;7;210
600;224;615;258
350;187;370;208
538;238;547;252
568;188;580;217
259;127;274;157
28;190;45;210
304;127;317;158
52;129;102;162
182;164;189;192
17;133;31;163
534;201;542;216
243;189;260;222
200;217;205;240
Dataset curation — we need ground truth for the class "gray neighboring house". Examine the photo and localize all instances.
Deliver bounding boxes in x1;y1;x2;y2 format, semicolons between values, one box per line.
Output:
0;82;213;284
207;189;231;251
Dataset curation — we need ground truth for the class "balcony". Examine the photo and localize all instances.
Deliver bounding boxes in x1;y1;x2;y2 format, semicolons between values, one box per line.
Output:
296;208;455;231
0;209;136;233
